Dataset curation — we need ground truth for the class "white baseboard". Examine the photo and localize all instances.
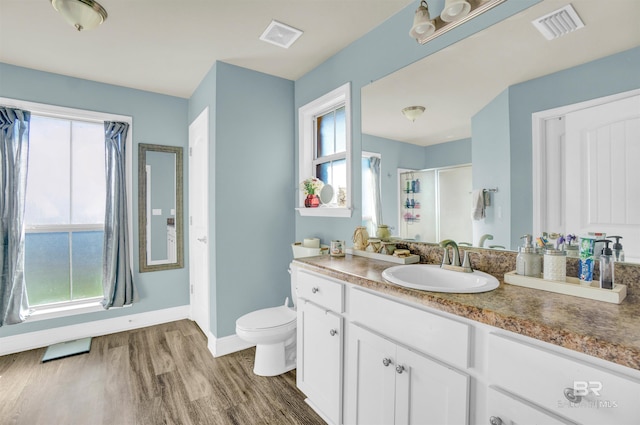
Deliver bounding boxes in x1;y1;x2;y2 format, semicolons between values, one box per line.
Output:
207;331;253;357
0;305;190;356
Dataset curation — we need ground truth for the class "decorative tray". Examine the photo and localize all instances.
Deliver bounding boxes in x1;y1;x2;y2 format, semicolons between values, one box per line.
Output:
504;271;627;304
345;248;420;264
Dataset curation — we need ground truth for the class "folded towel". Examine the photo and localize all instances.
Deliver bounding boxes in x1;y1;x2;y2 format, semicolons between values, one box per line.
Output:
471;189;485;220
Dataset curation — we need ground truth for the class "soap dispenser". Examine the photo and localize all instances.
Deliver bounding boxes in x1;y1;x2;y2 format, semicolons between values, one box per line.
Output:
597;239;614;290
609;236;624;262
516;234;542;277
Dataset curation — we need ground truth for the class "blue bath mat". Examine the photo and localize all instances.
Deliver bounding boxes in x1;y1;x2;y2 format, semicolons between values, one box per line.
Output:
42;337;92;362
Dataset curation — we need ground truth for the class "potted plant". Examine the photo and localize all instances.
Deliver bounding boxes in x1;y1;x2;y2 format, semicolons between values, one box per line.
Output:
300;177;324;208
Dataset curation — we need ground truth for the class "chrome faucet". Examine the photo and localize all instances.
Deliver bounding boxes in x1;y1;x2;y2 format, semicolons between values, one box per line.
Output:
439;239;473;273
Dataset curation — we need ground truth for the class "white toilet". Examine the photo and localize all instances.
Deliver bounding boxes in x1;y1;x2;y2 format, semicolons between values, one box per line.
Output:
236;242;322;377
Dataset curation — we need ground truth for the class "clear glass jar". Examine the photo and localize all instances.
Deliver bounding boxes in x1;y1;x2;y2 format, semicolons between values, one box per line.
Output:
543;249;566;281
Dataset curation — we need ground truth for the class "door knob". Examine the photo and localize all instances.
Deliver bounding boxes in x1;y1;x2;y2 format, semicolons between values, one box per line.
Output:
396;365;405;374
382;358;392;367
489;416;503;425
329;329;337;336
197;236;207;243
311;287;319;293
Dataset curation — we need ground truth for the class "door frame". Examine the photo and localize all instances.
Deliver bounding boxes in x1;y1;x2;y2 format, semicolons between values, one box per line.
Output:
531;88;640;237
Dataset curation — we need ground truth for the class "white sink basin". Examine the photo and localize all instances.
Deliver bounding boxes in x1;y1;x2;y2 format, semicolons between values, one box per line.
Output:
381;264;499;293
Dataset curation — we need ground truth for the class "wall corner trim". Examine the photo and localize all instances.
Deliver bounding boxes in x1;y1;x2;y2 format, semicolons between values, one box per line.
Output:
207;332;254;358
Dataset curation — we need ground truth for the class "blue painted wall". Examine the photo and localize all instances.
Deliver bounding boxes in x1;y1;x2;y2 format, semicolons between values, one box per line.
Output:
0;63;189;337
472;89;511;248
363;134;470;236
188;62;295;338
294;0;539;245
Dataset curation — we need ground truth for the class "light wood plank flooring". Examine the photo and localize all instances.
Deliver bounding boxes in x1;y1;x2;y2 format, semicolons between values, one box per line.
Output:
0;320;325;425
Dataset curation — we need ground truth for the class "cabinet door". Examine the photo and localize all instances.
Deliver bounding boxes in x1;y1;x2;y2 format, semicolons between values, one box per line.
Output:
297;300;343;425
346;324;397;425
487;386;576;425
395;346;469;425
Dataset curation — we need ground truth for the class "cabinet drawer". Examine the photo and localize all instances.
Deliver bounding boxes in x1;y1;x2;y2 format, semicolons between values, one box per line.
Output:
297;270;344;313
489;333;640;425
350;287;470;369
488;385;576;424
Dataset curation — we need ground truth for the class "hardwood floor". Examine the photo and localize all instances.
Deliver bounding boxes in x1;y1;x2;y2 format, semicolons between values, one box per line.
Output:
0;320;326;425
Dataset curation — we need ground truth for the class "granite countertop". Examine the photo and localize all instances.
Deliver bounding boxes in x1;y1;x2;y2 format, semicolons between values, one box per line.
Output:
293;254;640;371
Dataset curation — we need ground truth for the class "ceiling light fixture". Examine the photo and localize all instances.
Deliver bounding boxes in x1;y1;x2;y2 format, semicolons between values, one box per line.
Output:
440;0;471;23
409;1;436;43
402;106;426;122
51;0;108;31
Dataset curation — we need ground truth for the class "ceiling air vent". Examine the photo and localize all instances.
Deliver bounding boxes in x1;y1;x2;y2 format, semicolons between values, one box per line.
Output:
259;20;303;49
532;4;585;40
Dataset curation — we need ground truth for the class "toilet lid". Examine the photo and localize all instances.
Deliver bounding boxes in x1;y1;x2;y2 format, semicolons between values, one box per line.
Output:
236;306;296;331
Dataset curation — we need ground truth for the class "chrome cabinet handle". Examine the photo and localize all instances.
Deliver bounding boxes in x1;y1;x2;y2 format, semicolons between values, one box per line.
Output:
396;365;405;374
311;287;319;294
197;236;207;243
382;358;392;367
489;416;503;425
564;387;582;404
329;329;337;336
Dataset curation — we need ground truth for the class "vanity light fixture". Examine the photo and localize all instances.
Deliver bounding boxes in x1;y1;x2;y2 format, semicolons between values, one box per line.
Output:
410;0;507;44
402;106;426;122
409;1;436;43
440;0;471;22
50;0;108;31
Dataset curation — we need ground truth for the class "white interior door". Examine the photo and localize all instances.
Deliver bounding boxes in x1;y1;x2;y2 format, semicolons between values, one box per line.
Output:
189;108;210;335
565;94;640;261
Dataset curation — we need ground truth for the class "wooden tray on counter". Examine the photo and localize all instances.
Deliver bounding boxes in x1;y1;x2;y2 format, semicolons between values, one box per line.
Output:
346;248;420;264
504;271;627;304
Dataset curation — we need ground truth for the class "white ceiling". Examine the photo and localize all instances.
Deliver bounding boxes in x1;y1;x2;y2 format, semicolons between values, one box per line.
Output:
362;0;640;146
0;0;412;98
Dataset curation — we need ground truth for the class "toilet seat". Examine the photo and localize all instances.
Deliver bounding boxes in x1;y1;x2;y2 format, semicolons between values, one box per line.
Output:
236;306;296;332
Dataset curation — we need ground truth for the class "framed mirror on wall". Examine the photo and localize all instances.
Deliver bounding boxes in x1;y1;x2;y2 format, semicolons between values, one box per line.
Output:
138;143;184;272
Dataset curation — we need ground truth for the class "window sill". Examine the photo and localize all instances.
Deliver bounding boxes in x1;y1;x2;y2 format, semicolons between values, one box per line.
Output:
27;299;129;322
296;206;352;218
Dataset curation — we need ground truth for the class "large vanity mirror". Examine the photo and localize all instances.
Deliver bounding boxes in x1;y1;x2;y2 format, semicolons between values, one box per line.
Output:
138;143;184;272
361;0;640;260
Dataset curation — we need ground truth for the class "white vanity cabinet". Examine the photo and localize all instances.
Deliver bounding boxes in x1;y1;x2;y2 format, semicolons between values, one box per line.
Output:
344;287;470;425
346;323;469;425
488;333;640;425
296;269;344;425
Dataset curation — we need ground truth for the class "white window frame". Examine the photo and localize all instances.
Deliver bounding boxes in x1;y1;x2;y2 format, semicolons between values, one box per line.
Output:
1;97;133;320
297;82;352;217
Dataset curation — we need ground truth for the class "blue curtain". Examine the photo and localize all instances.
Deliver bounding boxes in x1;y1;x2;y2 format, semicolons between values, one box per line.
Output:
102;121;137;309
0;107;31;326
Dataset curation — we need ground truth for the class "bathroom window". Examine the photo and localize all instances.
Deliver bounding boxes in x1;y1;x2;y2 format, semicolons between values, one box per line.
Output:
2;97;133;318
24;115;106;308
298;82;352;217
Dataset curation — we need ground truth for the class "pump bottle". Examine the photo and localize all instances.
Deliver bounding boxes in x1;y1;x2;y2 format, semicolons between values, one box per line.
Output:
516;234;542;277
597;239;614;290
609;236;625;262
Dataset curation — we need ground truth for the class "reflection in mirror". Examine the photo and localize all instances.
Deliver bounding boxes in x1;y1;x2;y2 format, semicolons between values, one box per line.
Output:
361;0;640;261
138;143;183;272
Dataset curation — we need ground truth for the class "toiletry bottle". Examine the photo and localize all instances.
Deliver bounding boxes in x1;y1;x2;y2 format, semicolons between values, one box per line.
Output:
597;239;614;289
516;234;542;277
609;236;624;262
